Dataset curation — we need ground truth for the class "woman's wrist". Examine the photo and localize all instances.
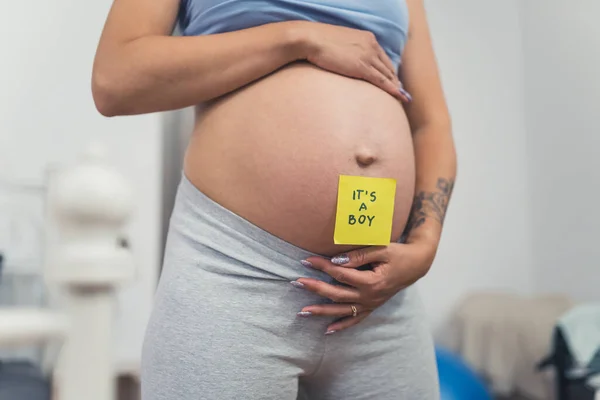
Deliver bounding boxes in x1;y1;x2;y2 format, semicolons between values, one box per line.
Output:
403;228;441;252
280;21;319;61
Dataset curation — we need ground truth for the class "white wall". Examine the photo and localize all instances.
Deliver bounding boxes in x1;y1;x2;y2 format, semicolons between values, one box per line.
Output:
5;0;596;370
419;0;534;335
0;1;164;372
522;0;600;301
421;0;600;336
160;108;194;258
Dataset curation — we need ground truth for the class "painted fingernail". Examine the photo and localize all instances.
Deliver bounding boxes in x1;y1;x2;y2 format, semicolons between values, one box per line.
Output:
331;254;350;265
300;260;313;268
399;87;412;102
297;311;313;317
325;330;337;336
290;281;305;288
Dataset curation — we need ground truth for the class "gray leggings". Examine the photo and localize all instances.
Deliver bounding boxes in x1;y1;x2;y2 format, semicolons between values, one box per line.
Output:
140;175;439;400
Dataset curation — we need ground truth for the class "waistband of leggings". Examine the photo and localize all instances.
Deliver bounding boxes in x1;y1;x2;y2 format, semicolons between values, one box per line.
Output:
176;172;322;263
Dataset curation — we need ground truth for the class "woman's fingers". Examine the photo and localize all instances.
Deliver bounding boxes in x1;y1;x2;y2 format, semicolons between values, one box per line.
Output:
301;247;389;287
372;60;403;97
322;246;390;268
368;52;411;103
375;48;412;103
376;47;399;84
362;64;401;98
358;57;400;97
292;278;361;303
398;85;412;103
297;303;372;335
298;303;367;318
301;257;377;287
325;311;372;335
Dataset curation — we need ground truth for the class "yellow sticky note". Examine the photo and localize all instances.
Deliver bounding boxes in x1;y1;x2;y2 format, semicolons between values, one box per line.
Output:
334;175;397;246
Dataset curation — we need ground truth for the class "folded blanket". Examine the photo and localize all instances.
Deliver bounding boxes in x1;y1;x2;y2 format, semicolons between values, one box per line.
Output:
448;292;575;399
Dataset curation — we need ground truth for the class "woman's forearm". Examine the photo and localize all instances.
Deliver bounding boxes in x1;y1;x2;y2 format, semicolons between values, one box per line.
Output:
402;123;457;246
92;22;308;116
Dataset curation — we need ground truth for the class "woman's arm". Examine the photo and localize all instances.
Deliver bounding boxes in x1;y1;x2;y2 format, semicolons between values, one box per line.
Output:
92;0;308;116
285;0;456;334
92;0;403;117
400;0;457;248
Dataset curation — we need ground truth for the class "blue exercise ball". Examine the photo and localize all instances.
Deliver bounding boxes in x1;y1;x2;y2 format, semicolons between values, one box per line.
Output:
435;347;492;400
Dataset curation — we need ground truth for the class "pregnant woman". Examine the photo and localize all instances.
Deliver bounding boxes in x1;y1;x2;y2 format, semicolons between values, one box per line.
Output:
93;0;456;398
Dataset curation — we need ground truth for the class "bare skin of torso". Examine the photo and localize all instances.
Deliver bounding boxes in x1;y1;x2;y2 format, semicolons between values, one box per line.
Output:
184;61;415;256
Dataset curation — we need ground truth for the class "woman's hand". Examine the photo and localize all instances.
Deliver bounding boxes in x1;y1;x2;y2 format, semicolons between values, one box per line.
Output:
297;22;411;102
293;241;437;334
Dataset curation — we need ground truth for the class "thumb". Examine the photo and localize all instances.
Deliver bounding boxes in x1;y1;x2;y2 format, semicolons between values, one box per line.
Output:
331;246;390;268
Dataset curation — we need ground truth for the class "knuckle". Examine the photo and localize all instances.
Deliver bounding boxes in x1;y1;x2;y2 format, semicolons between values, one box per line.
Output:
314;282;327;295
356;59;369;75
354;250;367;266
383;246;392;259
327;291;342;303
313;308;326;316
329;292;341;303
365;276;379;288
365;31;377;43
357;295;371;307
334;270;347;283
371;280;387;294
363;71;377;83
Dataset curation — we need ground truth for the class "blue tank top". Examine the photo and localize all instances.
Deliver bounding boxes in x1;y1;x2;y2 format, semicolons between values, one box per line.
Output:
178;0;409;70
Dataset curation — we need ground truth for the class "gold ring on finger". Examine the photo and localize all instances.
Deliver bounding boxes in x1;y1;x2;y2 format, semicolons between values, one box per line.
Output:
351;305;358;317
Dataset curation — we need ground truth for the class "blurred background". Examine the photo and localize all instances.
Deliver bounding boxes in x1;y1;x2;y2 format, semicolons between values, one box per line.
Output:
0;0;598;399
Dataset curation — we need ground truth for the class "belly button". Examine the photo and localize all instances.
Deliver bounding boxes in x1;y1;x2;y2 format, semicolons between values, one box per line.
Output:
355;153;377;168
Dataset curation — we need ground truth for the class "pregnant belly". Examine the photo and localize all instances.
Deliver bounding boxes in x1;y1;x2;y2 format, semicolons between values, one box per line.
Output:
184;62;415;256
